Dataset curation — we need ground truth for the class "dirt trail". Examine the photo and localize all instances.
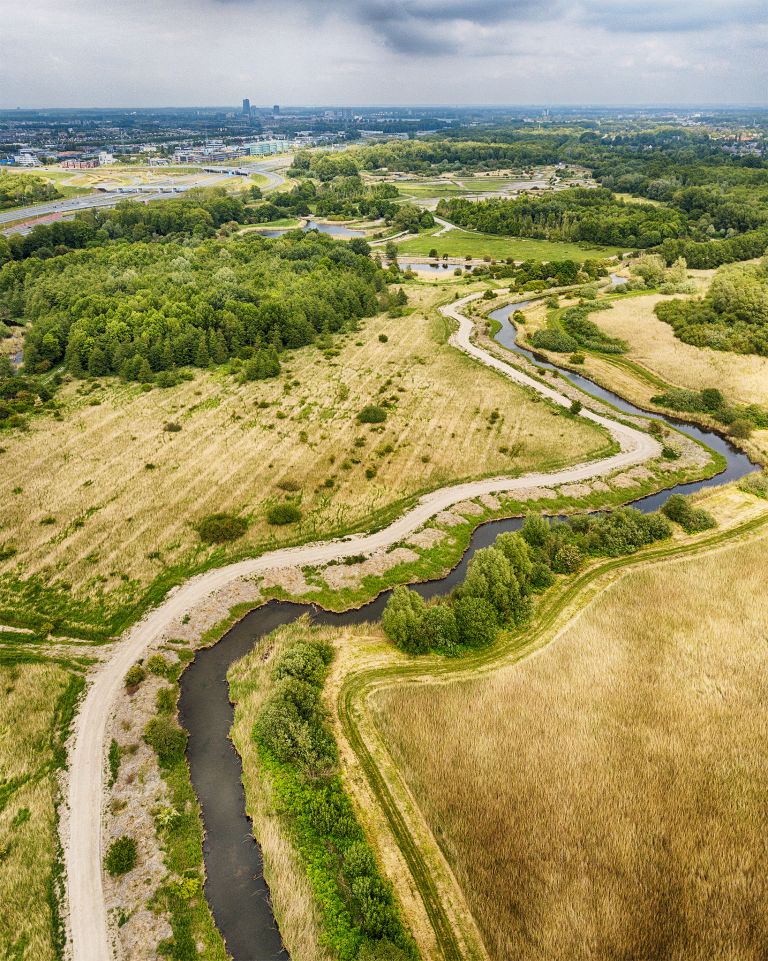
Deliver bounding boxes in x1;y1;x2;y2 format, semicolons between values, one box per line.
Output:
64;292;660;961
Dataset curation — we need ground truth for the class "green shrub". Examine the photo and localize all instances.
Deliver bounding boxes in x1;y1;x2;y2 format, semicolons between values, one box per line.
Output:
458;546;525;624
357;405;387;424
382;586;427;653
143;716;188;768
272;640;333;685
453;596;498;648
124;663;146;690
266;503;302;525
146;653;170;677
738;471;768;499
156;686;176;714
529;328;578;353
661;494;717;533
105;836;137;876
551;543;583;574
419;604;459;654
108;739;121;787
195;513;248;544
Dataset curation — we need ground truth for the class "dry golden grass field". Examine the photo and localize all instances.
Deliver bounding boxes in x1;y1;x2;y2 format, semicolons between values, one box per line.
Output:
371;520;768;961
594;293;768;408
511;290;768;463
0;661;76;961
0;285;608;616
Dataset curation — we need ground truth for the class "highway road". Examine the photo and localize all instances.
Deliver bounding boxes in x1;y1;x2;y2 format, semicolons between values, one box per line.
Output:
0;157;290;233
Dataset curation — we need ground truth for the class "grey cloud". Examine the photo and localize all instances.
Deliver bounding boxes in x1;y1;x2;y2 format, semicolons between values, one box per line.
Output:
360;0;562;54
212;0;563;54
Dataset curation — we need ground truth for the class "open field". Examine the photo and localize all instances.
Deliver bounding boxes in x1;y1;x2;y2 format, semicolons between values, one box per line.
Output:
0;285;609;625
0;165;94;199
370;515;768;961
592;292;768;407
395;228;622;262
506;287;768;463
0;659;82;961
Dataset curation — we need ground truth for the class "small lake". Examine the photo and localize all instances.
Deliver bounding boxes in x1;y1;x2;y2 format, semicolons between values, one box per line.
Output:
257;220;364;239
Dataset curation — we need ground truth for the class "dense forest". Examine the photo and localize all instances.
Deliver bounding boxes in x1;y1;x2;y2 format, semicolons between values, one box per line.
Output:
655;260;768;355
437;188;685;248
0;187;252;265
0;170;62;209
0;230;385;380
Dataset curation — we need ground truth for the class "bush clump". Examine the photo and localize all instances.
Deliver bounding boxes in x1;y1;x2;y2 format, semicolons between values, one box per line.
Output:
104;836;137;876
143;715;188;768
266;503;302;525
661;494;717;533
357;405;387;424
124;663;146;690
739;471;768;499
195;513;248;544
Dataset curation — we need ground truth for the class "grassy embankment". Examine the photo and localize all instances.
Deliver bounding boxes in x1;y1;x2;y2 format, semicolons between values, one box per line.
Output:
0;283;611;638
334;484;768;961
368;489;768;961
0;649;89;961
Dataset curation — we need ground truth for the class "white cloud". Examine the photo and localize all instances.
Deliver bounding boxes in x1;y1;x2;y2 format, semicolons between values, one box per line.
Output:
0;0;765;106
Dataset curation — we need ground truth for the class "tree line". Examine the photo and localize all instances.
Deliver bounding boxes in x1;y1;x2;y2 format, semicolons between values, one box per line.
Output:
655;259;768;356
0;188;252;265
437;188;686;248
382;509;672;656
1;231;386;381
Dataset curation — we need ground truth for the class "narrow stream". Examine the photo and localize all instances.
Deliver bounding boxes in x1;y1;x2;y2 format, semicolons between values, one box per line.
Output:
179;299;758;961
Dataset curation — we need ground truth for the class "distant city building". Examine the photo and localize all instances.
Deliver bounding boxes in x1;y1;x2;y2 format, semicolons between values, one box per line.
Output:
62;158;99;169
98;150;115;165
273;104;280;116
242;98;251;116
13;151;39;166
245;139;284;156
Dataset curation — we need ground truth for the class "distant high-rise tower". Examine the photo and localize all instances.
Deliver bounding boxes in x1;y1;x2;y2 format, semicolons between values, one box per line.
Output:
272;104;280;116
242;98;251;117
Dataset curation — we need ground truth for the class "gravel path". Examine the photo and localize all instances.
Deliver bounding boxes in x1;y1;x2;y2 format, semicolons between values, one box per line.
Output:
64;292;660;961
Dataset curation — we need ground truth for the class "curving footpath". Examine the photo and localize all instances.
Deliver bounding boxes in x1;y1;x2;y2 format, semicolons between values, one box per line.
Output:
64;292;661;961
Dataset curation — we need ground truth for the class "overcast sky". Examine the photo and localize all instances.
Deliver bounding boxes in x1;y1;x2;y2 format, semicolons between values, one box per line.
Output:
1;0;767;108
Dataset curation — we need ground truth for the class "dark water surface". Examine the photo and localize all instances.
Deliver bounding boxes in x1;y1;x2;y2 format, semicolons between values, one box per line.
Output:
179;298;758;960
258;220;364;239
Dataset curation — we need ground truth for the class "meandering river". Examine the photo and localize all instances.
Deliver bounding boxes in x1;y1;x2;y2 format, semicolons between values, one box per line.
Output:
178;300;757;961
